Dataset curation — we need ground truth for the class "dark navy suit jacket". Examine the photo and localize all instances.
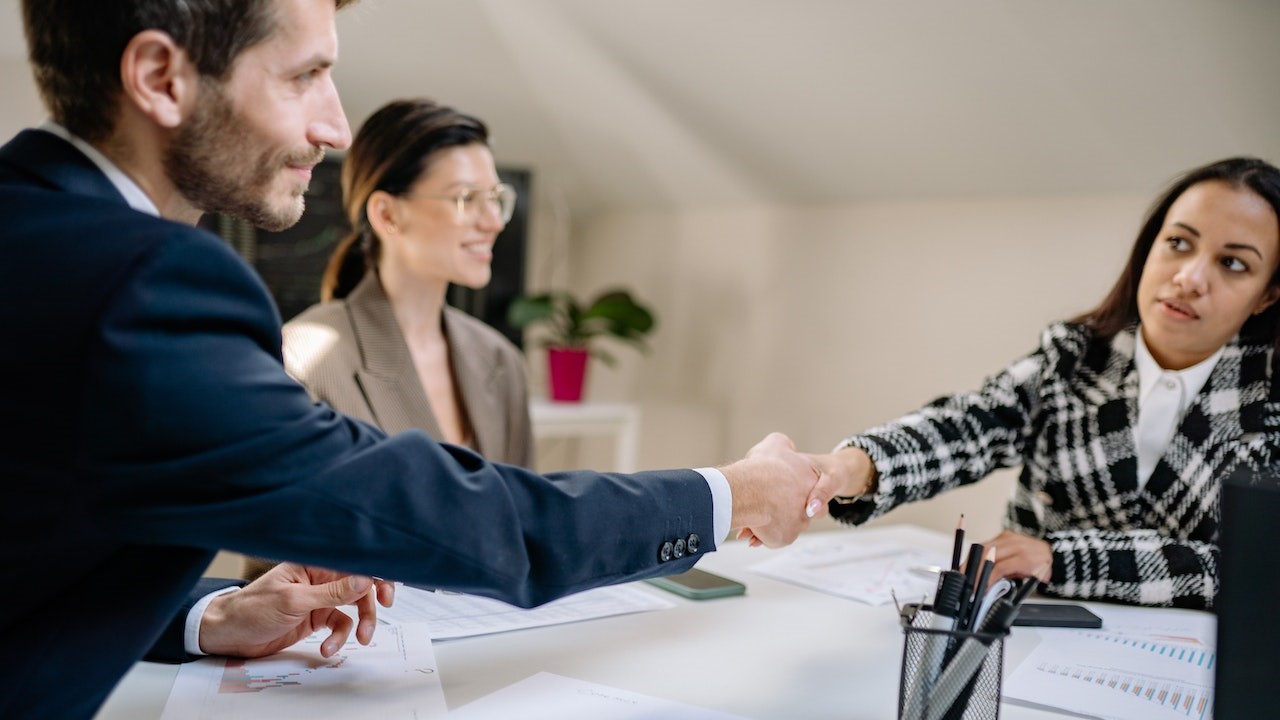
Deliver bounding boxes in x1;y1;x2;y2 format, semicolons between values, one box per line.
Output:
0;129;713;719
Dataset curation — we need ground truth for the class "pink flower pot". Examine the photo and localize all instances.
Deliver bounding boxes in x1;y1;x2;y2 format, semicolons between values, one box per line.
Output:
547;347;589;402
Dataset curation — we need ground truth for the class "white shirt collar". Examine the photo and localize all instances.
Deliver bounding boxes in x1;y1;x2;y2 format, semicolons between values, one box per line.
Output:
1134;326;1223;413
38;121;161;217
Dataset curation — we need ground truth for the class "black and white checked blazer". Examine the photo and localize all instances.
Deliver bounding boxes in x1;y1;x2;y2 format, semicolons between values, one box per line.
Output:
830;321;1279;609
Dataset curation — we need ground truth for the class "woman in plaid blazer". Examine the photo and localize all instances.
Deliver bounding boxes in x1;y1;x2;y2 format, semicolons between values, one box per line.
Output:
818;157;1280;609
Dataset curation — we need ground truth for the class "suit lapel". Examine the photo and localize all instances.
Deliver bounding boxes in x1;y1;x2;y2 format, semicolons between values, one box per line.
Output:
443;307;504;458
346;277;444;438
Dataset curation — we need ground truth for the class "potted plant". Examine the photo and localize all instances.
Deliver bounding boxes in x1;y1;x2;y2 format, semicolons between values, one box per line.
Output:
507;288;657;402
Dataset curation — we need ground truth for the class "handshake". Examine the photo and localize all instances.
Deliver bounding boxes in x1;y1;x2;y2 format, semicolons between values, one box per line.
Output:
197;432;878;663
720;432;877;548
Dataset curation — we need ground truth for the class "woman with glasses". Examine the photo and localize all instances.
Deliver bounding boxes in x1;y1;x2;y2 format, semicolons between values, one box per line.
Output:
245;98;530;579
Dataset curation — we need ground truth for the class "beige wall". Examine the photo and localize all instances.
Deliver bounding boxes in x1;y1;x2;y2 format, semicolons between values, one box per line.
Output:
548;193;1147;539
0;58;42;138
0;49;1155;554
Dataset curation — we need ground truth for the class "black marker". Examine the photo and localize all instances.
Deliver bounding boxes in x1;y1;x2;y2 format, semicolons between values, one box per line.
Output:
966;547;996;631
955;542;985;629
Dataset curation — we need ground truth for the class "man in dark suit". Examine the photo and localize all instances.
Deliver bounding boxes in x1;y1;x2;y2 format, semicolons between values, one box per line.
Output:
0;1;839;717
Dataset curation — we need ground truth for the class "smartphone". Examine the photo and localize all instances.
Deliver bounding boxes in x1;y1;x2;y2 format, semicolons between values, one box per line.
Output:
1012;602;1103;628
644;569;746;600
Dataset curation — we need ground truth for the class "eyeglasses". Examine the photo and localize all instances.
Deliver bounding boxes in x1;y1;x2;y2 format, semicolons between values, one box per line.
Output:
415;183;517;225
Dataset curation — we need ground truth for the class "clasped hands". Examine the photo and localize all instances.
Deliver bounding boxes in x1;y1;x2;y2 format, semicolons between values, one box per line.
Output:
201;435;877;661
725;432;876;548
730;434;1053;585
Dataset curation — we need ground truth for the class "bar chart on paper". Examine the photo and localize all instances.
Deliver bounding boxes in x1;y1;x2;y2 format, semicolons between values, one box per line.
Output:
1005;629;1215;719
159;623;446;719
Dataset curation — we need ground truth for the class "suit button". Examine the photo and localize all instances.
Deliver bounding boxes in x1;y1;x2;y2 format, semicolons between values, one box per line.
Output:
687;533;700;554
659;541;674;562
673;538;686;558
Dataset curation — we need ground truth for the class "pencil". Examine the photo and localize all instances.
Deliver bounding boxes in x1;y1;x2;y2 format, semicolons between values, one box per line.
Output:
950;514;965;571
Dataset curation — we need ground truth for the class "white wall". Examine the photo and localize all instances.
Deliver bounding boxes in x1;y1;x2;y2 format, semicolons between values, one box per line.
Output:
558;193;1147;539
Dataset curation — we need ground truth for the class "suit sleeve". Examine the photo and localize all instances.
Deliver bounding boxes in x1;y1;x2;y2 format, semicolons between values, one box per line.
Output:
80;233;713;608
145;578;244;663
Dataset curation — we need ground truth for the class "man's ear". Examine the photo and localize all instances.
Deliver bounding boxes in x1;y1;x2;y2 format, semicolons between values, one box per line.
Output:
119;29;199;129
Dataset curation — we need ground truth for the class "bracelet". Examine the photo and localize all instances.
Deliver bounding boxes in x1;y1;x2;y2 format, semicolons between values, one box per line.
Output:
831;494;863;505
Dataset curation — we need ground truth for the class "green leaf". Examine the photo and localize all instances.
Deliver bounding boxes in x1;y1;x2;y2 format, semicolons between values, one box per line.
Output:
508;287;656;356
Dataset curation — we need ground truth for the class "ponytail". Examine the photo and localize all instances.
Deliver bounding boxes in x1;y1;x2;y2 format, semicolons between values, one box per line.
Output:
320;230;370;301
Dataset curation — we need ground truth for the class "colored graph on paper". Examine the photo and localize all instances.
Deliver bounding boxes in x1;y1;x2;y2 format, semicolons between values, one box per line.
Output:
160;622;446;719
1004;627;1215;719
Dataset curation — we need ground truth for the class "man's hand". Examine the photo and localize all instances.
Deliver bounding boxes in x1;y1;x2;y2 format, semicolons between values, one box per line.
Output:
199;563;396;659
722;432;824;547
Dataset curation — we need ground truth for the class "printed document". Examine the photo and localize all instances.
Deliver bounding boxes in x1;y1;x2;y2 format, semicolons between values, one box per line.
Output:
749;530;945;605
379;583;674;639
1003;605;1216;720
159;622;444;719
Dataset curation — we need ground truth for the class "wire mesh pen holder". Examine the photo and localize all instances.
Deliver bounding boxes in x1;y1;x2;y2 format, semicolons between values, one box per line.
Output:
898;603;1006;720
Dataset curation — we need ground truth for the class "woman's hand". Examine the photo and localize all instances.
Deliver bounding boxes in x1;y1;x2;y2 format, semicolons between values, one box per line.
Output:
974;530;1053;586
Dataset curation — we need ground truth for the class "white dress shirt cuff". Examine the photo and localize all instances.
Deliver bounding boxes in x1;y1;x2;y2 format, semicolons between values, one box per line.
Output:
185;586;241;656
694;467;731;544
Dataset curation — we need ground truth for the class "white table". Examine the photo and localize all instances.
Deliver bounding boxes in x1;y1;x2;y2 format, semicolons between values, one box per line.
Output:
94;526;1151;719
529;399;640;472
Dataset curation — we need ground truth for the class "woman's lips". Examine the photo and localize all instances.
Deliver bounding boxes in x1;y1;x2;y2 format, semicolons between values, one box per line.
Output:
1160;299;1198;319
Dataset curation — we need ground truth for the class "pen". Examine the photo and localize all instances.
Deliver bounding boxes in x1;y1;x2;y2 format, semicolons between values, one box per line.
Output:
923;597;1022;720
1012;576;1040;606
901;570;966;720
950;514;965;571
955;542;985;631
966;547;996;631
924;578;1042;720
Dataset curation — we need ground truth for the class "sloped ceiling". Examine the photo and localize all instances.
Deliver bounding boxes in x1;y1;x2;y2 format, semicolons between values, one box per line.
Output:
4;0;1280;216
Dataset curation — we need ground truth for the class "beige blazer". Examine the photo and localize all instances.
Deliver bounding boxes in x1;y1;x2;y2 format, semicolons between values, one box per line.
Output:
282;273;534;465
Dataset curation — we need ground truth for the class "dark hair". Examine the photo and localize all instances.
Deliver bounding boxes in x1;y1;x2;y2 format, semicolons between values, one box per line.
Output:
21;0;358;144
1073;157;1280;352
321;98;490;301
